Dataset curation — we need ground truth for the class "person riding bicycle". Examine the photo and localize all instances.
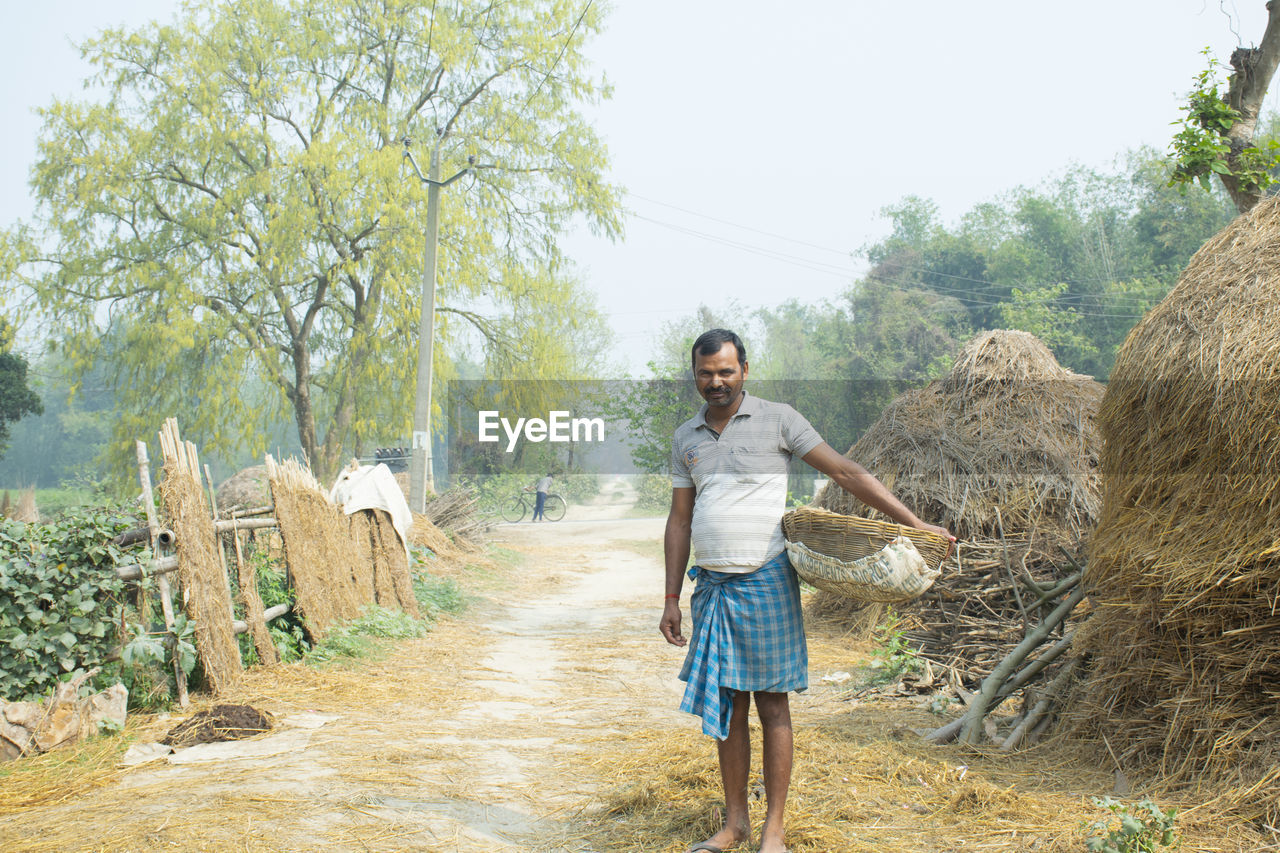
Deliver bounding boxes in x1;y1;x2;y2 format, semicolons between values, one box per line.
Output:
525;472;554;521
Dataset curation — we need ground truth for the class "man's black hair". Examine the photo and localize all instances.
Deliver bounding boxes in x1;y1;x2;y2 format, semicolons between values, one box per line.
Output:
691;329;746;370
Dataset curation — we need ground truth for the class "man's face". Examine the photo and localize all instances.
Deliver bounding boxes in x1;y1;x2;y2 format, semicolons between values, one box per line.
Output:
694;341;748;409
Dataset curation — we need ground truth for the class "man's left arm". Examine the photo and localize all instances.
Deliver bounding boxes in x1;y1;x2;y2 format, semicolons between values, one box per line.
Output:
801;442;955;554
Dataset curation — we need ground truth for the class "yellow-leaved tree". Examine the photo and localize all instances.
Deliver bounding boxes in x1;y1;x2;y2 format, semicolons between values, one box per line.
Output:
3;0;621;480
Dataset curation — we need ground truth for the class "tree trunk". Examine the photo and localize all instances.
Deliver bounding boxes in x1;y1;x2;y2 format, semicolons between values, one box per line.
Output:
1221;0;1280;212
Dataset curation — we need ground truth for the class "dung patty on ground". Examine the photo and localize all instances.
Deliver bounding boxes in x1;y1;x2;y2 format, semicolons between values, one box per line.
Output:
162;704;274;747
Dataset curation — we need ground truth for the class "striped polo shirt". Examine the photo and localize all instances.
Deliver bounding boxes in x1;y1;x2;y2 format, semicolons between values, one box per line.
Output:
670;392;824;573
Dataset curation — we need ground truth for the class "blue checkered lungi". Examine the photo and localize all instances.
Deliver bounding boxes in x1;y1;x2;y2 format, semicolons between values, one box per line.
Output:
677;551;808;740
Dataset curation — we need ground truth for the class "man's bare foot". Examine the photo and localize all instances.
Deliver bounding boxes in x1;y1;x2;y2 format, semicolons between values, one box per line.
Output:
759;824;788;853
688;820;749;852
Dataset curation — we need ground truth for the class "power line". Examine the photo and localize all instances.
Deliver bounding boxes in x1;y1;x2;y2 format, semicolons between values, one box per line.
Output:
626;208;1169;321
622;192;1178;300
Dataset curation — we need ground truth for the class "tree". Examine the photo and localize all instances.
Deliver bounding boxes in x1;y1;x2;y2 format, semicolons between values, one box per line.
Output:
4;0;621;481
1169;4;1280;213
0;347;42;458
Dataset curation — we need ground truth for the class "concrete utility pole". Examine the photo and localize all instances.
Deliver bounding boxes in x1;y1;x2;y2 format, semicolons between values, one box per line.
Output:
404;136;471;513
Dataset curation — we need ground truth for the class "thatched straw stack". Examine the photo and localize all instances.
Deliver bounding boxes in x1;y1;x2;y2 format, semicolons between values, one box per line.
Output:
347;510;419;617
370;510;419;617
215;465;269;514
157;420;242;692
1064;196;1280;821
809;331;1101;674
265;455;369;640
815;330;1102;542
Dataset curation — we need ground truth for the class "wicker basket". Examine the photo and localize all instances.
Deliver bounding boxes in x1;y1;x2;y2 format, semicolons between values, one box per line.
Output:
781;506;951;602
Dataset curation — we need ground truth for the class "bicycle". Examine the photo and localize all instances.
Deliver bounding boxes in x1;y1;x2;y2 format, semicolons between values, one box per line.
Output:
500;490;567;523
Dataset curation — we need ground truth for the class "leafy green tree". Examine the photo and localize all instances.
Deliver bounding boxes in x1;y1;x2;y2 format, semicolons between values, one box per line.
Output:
3;0;620;481
854;157;1232;379
0;322;43;460
0;351;42;458
1169;16;1280;213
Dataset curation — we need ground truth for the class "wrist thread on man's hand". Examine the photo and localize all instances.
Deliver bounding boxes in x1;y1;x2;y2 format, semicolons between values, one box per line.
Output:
664;593;679;600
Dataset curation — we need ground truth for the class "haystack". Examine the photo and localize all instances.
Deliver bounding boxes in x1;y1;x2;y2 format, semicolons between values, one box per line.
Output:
265;456;369;641
1064;196;1280;821
216;465;269;514
815;330;1102;542
810;331;1102;678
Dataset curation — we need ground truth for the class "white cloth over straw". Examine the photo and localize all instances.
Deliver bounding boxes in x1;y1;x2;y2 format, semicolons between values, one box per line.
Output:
329;463;413;562
785;535;939;603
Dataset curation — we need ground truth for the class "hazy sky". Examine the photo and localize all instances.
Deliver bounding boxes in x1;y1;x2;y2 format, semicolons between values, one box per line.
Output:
3;1;1272;374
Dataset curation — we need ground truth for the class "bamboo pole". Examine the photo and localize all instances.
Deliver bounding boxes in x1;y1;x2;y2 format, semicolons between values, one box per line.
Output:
231;604;290;636
213;518;278;533
136;440;188;708
228;504;275;519
116;556;180;580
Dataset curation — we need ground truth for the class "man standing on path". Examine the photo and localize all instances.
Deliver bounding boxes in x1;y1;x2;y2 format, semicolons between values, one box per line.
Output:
528;472;554;521
659;329;954;853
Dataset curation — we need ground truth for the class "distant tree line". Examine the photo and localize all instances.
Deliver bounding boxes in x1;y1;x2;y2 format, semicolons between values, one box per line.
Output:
620;150;1239;478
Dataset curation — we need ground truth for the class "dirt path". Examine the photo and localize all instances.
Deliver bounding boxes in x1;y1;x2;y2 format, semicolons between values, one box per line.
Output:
1;485;738;851
13;482;1237;851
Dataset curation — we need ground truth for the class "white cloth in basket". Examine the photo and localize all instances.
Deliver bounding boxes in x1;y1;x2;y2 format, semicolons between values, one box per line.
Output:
784;535;941;603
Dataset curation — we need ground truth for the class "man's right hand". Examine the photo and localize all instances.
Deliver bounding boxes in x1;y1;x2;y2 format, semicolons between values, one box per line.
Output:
660;600;685;647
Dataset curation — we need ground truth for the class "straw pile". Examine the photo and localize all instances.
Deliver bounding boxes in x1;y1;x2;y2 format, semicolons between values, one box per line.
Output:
410;511;465;558
265;455;369;641
423;486;489;544
157;419;242;693
815;330;1102;542
1064;195;1280;822
809;331;1101;674
215;465;269;513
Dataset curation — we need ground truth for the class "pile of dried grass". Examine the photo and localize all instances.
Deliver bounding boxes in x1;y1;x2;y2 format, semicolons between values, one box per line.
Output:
410;511;465;558
158;420;241;693
215;464;270;513
265;455;369;641
815;330;1102;543
423;485;489;544
1065;195;1280;823
809;331;1100;668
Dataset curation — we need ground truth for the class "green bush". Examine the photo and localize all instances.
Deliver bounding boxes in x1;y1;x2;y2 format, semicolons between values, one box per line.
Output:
306;605;426;665
229;540;309;664
1086;797;1178;852
0;505;138;701
556;472;600;503
412;570;465;617
633;473;670;513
